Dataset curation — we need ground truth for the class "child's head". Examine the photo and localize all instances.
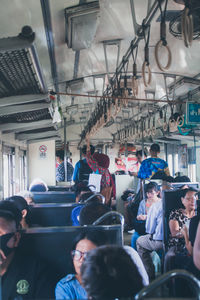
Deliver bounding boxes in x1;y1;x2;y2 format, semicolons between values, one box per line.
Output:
145;182;159;200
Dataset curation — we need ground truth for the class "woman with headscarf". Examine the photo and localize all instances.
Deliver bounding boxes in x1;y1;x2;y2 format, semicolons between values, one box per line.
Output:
85;140;115;205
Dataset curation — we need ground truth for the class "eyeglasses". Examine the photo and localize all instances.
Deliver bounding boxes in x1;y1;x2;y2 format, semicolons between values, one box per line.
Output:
71;249;88;261
184;196;197;201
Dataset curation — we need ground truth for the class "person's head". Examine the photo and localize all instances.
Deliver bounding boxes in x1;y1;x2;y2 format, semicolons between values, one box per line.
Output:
180;187;198;211
75;182;92;202
79;202;111;225
136;150;147;163
150;143;160;157
93;153;110;169
17;190;34;205
71;230;107;278
174;176;191;189
0;201;22;264
6;196;30;228
29;178;48;192
56;150;64;164
81;245;144;300
82;145;95;156
145;182;159;200
79;192;101;204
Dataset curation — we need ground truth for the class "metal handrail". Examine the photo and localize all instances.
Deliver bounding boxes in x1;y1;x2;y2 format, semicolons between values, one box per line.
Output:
92;211;124;227
134;269;200;300
83;193;105;204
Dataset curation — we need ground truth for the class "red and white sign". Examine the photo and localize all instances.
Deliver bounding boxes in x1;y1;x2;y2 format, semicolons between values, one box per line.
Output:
39;145;47;153
39;145;47;159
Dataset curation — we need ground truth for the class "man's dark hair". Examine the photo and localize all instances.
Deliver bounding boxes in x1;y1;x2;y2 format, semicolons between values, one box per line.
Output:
136;150;147;157
174;176;191;183
79;202;111;225
150;143;160;153
82;145;95;155
79;192;100;204
81;245;144;300
0;200;22;229
6;196;31;225
56;150;64;161
180;187;198;198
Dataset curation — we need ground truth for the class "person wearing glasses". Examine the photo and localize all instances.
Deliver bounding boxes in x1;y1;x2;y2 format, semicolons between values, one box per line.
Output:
55;231;107;300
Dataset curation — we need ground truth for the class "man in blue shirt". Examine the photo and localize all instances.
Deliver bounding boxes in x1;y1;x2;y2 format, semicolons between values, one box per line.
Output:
136;199;163;281
73;145;95;183
138;143;170;180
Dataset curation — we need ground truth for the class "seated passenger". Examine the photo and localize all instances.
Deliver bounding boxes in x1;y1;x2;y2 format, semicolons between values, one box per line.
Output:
0;201;56;299
136;196;163;281
164;187;197;272
194;222;200;270
29;178;48;192
131;182;160;250
55;231;107;300
71;192;101;226
79;202;111;226
74;182;92;203
17;190;35;205
81;245;144;299
6;196;31;229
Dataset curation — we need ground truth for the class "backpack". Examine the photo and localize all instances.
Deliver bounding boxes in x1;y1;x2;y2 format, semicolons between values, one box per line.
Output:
78;160;93;182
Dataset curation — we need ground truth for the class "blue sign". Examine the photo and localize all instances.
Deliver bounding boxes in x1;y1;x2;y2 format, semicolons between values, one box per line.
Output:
186;102;200;125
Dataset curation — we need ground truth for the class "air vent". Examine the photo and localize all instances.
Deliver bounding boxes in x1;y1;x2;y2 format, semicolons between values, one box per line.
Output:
168;77;200;97
65;1;100;51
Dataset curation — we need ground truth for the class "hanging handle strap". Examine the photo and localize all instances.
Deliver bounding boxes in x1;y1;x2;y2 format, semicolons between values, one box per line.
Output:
155;0;172;71
142;23;152;87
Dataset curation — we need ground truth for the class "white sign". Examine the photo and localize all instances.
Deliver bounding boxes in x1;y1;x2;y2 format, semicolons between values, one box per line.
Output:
39;144;47;159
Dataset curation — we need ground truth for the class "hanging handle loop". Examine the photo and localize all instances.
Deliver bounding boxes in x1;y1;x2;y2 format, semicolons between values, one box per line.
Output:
142;24;152;87
155;0;172;71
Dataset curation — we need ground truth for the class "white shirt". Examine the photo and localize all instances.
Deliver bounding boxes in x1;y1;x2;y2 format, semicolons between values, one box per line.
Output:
124;245;149;286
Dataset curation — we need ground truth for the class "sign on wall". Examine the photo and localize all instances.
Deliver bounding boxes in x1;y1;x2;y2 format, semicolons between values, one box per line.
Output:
186;102;200;125
39;144;47;159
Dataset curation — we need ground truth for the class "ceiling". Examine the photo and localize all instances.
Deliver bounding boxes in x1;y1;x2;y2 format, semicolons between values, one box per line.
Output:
0;0;200;147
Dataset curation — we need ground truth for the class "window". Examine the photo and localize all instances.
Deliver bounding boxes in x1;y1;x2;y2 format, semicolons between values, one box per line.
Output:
19;150;27;191
168;154;173;176
3;146;15;198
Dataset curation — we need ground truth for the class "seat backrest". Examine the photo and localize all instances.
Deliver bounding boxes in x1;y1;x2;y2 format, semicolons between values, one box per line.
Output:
18;226;123;280
48;186;71;191
163;189;185;250
29;203;79;226
32;191;75;204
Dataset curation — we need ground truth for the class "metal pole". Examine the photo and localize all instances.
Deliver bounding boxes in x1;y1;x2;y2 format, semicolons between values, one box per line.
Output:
64;118;67;181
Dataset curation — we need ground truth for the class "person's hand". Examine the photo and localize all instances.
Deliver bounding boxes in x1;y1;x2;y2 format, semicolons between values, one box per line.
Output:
181;225;188;238
0;249;6;263
137;215;147;221
86;136;90;152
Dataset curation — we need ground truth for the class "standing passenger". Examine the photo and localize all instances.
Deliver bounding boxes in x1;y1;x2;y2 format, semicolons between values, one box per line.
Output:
56;150;74;182
138;143;170;180
73;145;95;184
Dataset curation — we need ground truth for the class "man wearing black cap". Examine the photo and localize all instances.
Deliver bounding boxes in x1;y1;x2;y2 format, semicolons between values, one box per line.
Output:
0;201;56;300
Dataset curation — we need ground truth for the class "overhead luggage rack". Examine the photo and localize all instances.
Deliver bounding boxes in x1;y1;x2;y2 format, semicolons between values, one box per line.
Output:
0;108;51;124
0;26;47;98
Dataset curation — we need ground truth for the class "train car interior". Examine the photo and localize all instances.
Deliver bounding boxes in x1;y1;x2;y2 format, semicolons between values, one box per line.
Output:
0;0;200;298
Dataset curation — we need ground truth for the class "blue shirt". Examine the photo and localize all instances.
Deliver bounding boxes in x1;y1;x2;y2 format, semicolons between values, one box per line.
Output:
138;157;169;179
56;162;74;182
55;274;87;300
137;199;146;216
145;200;163;241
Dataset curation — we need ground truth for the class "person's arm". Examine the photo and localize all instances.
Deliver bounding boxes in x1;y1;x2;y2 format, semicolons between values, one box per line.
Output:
169;219;183;238
137;200;147;221
181;226;193;255
145;203;157;234
72;161;80;182
193;223;200;270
